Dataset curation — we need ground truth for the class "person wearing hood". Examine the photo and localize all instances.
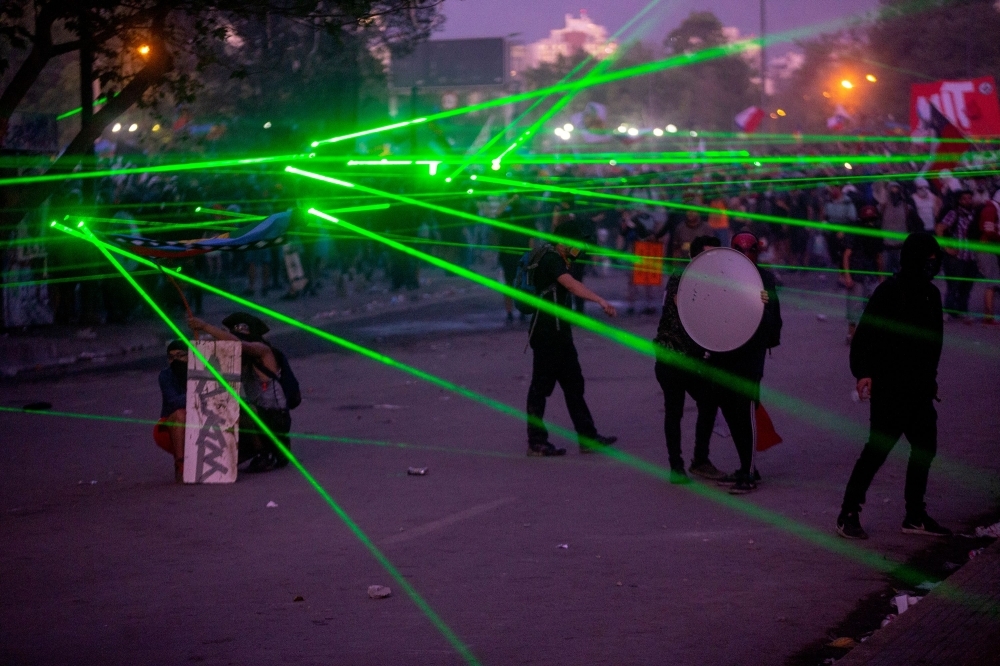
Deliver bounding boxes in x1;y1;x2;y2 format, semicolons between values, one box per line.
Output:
837;232;951;540
158;340;190;482
187;312;293;472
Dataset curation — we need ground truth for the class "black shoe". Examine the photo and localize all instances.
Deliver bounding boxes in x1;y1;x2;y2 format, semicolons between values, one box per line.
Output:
728;478;757;495
689;460;727;480
901;514;952;537
527;444;567;457
246;453;277;473
717;469;761;485
837;511;868;540
580;434;617;454
669;469;692;485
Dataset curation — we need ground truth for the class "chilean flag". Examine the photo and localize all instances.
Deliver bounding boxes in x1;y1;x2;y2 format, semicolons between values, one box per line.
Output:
735;106;766;133
920;101;973;178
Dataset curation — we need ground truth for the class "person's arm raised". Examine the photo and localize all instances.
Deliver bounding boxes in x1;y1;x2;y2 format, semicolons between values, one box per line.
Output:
556;273;617;316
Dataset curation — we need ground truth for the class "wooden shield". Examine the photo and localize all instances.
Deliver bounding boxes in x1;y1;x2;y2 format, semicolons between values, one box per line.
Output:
183;340;242;484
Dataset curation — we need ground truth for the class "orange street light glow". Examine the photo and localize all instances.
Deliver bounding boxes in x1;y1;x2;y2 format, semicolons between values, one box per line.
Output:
776;109;786;117
138;45;150;55
841;79;854;89
866;74;877;82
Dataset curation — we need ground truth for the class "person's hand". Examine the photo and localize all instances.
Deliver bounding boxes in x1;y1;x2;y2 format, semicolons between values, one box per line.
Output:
857;378;872;401
600;299;617;317
760;290;770;304
187;315;205;332
840;275;854;289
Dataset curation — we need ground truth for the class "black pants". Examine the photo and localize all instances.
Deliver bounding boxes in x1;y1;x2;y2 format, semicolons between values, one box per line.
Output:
239;407;292;464
943;256;977;315
654;360;716;471
842;393;937;517
527;340;597;447
701;381;757;476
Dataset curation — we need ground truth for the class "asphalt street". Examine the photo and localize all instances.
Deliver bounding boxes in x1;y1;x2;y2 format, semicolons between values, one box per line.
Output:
2;271;999;665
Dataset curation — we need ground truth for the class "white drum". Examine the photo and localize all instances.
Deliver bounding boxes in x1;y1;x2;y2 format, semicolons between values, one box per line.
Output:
676;248;764;352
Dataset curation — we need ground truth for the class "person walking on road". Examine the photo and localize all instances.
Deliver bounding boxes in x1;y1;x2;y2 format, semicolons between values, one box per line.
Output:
836;232;952;540
525;219;618;457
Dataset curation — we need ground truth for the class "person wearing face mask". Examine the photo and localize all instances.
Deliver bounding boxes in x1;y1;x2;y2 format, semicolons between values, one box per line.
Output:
187;312;297;472
911;178;941;232
836;232;951;540
158;340;190;482
701;232;782;495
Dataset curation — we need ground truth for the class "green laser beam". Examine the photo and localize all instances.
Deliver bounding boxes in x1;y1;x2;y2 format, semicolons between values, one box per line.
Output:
85;224;482;666
477;175;1000;257
56;223;986;606
285;166;641;263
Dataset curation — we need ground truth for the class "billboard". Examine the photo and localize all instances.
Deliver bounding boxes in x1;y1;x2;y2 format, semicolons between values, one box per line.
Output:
392;38;507;89
910;76;1000;138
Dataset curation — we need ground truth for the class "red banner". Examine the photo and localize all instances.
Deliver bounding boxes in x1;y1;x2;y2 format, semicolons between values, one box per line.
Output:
910;77;1000;138
631;240;663;286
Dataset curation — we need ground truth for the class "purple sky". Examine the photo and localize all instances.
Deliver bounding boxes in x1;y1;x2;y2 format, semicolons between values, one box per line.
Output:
438;0;880;48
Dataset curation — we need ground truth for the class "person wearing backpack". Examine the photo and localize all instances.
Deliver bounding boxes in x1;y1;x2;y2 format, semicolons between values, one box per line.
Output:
522;218;619;457
187;312;300;472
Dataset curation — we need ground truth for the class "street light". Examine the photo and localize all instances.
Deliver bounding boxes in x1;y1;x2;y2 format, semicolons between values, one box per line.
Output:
137;45;150;56
776;109;786;116
865;74;877;83
841;79;853;89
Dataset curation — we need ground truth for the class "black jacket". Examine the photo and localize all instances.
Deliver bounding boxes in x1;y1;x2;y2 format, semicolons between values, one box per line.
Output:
850;275;943;398
708;267;782;381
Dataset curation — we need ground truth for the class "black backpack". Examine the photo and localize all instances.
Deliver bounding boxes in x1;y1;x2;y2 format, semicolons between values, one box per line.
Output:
255;346;302;410
512;244;559;315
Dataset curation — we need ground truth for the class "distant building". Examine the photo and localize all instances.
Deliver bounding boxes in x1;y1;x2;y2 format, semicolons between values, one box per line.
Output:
523;11;617;69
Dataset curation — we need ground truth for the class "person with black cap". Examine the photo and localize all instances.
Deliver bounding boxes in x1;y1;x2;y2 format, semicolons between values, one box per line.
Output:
158;340;189;482
703;231;782;494
525;218;618;457
836;232;951;540
187;312;295;472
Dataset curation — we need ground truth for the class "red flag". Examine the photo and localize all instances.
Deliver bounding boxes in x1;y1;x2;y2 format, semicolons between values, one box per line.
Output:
735;106;765;133
755;403;782;451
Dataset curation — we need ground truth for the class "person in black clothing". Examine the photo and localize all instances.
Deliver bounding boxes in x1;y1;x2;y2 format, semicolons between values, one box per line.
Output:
836;232;952;540
526;219;619;457
703;231;783;495
653;235;726;484
158;340;189;482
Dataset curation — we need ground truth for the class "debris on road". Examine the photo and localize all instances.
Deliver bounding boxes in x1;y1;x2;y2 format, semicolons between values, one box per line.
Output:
973;520;1000;538
557;543;569;549
293;596;304;602
816;314;827;321
407;467;428;476
367;585;391;599
826;637;857;649
266;501;278;508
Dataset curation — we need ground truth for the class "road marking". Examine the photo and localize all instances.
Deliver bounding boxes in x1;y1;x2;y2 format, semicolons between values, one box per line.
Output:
382;497;517;545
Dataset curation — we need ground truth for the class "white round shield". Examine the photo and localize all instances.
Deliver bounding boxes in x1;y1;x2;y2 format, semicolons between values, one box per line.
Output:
676;247;764;352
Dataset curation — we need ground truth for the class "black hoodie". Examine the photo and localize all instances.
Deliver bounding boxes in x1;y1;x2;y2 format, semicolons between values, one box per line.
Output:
850;233;943;398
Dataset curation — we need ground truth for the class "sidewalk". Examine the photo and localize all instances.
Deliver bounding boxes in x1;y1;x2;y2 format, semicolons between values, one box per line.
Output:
836;538;1000;666
0;267;491;379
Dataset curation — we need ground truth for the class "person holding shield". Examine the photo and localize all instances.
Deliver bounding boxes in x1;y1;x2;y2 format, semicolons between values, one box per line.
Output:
703;232;783;495
653;235;725;484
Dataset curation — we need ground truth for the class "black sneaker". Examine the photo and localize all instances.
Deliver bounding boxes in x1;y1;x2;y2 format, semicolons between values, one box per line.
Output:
837;511;868;540
669;469;692;485
527;444;566;457
901;514;952;537
728;478;757;494
580;434;617;454
689;460;727;480
246;453;277;473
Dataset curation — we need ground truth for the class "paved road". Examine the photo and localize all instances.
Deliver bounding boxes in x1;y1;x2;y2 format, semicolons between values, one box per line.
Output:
2;273;999;665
